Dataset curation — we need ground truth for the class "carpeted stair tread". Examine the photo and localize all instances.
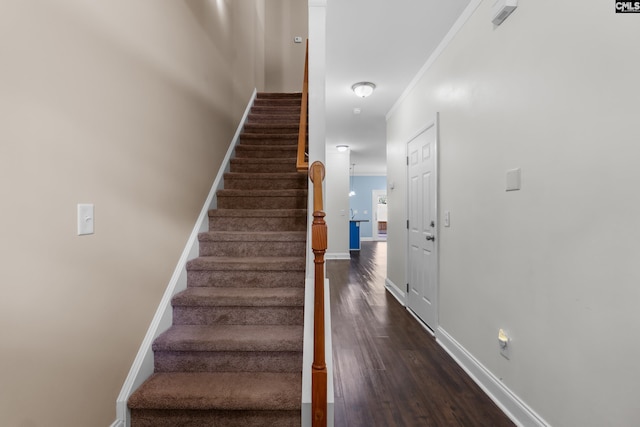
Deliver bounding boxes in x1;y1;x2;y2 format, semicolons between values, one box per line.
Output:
217;189;306;197
253;99;301;107
153;324;303;352
172;287;304;307
224;173;307;190
249;106;302;115
240;133;298;145
234;145;298;159
207;209;307;232
208;208;306;218
128;372;301;411
243;124;300;134
187;256;305;271
199;231;306;242
230;158;298;173
236;144;298;151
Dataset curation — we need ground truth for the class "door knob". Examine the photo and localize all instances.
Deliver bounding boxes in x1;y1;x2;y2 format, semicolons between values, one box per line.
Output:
426;235;435;241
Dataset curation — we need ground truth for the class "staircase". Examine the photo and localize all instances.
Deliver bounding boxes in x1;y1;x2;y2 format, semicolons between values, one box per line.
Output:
128;92;308;427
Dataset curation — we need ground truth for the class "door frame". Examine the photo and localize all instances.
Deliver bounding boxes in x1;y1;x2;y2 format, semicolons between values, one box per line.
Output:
371;189;387;241
405;113;439;331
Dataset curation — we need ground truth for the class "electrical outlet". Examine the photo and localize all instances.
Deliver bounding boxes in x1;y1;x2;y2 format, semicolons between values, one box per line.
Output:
498;329;510;359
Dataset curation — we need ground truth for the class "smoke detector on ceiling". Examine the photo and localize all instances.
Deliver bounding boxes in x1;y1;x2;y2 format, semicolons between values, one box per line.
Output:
491;0;517;26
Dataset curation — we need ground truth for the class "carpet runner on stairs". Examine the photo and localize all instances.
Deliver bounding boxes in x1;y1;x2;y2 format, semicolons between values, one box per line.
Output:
128;92;307;427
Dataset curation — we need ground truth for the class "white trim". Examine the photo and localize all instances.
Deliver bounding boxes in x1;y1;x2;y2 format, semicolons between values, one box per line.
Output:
114;89;257;426
436;327;550;427
360;237;374;242
384;277;406;306
109;420;124;427
325;252;351;260
386;0;483;120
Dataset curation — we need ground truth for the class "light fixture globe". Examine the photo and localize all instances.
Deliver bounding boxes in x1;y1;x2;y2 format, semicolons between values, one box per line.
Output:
352;82;376;98
336;144;349;152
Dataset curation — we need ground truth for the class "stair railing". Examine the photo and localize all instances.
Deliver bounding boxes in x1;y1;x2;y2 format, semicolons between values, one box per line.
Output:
309;161;327;426
297;40;309;172
298;38;327;426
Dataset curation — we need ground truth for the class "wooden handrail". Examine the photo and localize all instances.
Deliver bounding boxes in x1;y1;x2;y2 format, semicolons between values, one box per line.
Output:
309;161;327;426
297;40;309;172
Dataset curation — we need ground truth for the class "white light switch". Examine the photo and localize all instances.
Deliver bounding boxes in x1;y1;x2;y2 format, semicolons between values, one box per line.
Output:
444;211;451;227
77;204;94;235
506;168;521;191
294;36;303;43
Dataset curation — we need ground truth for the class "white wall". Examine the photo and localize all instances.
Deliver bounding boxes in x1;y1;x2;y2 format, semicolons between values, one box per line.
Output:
265;0;308;92
386;1;640;426
324;148;350;258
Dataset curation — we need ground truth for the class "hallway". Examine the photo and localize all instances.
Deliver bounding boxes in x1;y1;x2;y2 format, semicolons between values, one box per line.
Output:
328;242;514;426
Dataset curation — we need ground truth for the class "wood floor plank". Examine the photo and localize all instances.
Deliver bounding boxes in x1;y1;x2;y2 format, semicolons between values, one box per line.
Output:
329;242;514;427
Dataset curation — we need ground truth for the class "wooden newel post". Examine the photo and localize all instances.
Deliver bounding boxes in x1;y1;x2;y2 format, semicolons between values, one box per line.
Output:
309;161;327;426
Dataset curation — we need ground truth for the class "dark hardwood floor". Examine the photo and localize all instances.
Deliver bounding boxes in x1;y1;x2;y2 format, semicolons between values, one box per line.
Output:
328;241;514;427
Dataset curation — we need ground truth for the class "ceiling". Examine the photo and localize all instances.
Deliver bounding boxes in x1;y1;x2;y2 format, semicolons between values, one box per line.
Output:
324;0;471;175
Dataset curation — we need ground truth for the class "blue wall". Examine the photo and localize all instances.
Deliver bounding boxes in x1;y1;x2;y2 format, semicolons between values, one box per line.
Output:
349;175;387;238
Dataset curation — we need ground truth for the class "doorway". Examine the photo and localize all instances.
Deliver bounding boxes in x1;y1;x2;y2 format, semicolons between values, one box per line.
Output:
372;190;387;241
406;117;438;330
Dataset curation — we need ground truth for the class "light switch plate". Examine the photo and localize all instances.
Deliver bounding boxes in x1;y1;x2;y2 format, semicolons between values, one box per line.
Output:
444;211;451;227
506;168;521;191
78;204;94;235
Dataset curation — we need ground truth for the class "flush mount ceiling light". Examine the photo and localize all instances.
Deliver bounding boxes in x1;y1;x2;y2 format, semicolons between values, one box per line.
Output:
336;145;349;152
352;82;376;98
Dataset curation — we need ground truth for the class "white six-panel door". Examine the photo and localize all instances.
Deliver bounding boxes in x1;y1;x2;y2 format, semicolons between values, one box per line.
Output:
407;120;438;330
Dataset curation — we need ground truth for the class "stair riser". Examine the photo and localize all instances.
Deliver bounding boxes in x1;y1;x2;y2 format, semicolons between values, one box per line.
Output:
217;196;306;209
235;148;297;159
257;92;302;98
230;161;297;173
253;99;301;107
130;409;300;427
224;177;307;190
243;126;300;135
153;352;302;374
247;115;300;124
250;106;301;115
187;271;305;288
239;137;297;146
154;351;303;373
199;241;306;257
173;306;304;326
208;216;306;232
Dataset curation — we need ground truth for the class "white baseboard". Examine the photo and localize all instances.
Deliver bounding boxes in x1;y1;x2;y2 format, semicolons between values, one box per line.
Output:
384;277;406;306
436;327;549;427
326;252;350;260
360;236;373;242
113;90;258;426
